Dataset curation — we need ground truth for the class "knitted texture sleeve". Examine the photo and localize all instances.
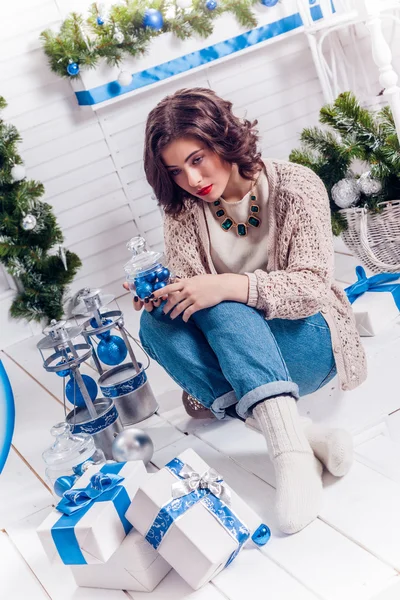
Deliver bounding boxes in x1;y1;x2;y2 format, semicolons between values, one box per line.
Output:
250;163;335;319
163;206;208;279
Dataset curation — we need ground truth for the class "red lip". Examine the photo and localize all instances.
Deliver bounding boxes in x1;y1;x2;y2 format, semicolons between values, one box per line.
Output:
197;185;213;196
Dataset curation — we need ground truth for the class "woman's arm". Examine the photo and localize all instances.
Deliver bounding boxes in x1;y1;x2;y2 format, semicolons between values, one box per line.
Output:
163;208;208;279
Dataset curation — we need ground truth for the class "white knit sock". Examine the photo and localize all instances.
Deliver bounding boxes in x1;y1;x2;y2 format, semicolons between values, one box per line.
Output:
253;396;323;535
300;418;353;477
246;415;353;478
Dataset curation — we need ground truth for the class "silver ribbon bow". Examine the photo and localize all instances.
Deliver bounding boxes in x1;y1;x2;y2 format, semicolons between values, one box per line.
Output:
171;463;231;506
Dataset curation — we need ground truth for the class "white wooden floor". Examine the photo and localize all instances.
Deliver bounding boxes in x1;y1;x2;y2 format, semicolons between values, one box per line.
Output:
2;287;400;600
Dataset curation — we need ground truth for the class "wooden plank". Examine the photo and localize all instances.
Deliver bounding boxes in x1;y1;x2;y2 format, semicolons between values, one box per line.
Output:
44;156;115;199
64;205;134;247
138;210;163;234
0;1;59;41
57;189;127;231
68;221;138;260
0;531;50;600
50;172;121;215
11;94;79;134
0;448;52;529
130;195;159;219
153;435;395;600
4;80;72;121
371;578;400;600
23;122;104;168
127;178;153;203
29;140;110;184
7;507;127;600
120;161;146;187
20;110;98;152
72;241;130;281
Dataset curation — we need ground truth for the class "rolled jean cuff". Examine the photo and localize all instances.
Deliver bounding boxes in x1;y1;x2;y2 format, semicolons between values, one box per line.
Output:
210;390;238;420
236;381;300;419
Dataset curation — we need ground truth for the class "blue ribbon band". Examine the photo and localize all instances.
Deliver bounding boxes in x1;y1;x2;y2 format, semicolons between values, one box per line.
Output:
75;7;326;106
345;266;400;310
145;458;250;567
51;462;132;565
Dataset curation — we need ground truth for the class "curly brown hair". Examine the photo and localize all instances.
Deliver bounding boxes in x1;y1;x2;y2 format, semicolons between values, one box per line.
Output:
143;88;264;216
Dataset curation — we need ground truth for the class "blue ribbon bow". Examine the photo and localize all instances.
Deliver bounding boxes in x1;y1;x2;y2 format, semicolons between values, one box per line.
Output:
345;266;400;310
51;462;132;565
56;471;124;515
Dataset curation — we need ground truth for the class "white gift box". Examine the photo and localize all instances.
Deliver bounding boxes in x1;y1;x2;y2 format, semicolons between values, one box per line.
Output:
37;461;147;565
71;528;171;592
126;448;270;590
351;291;400;337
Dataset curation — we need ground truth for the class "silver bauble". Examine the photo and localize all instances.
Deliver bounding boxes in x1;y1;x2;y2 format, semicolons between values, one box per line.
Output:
114;29;124;43
21;214;37;231
112;428;154;464
117;71;132;87
357;172;383;196
11;164;26;182
331;178;361;209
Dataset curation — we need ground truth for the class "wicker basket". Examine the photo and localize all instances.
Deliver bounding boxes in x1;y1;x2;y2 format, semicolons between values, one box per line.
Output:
340;200;400;273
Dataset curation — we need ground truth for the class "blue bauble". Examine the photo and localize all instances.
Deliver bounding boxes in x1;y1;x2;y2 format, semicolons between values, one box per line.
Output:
56;359;70;378
54;474;78;497
135;281;153;299
66;374;98;408
145;271;158;284
143;8;164;30
153;281;166;291
206;0;217;9
157;267;170;282
261;0;279;6
96;16;104;25
67;62;80;76
90;317;112;341
97;335;128;366
251;523;271;546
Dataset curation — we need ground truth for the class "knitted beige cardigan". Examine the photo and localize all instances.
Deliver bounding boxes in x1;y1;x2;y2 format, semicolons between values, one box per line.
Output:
163;159;367;392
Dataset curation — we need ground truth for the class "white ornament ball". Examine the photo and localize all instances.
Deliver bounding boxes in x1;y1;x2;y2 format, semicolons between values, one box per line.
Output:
21;214;37;231
114;30;124;43
331;178;361;209
112;428;154;464
117;71;132;87
11;164;26;182
176;0;192;8
357;172;383;196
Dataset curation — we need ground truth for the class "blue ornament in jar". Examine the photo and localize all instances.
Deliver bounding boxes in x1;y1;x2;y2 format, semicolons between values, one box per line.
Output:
124;236;173;299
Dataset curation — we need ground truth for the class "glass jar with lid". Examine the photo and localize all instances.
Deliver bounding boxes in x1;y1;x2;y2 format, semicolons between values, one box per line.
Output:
123;236;173;300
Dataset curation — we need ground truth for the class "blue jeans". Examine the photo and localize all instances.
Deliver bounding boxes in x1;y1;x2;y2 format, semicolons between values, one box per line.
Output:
139;301;336;420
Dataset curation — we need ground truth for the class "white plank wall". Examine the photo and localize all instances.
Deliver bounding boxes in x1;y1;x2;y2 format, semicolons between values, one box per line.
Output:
1;0;400;348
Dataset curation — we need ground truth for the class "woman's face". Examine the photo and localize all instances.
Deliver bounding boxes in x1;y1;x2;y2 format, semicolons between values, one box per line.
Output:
161;136;232;203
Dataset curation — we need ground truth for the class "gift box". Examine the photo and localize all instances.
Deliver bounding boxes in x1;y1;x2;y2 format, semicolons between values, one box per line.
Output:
37;461;147;565
126;448;271;590
345;266;400;336
71;528;171;592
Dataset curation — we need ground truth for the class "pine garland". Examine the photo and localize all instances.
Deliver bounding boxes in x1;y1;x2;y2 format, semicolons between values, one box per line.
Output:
0;97;82;323
41;0;261;79
290;92;400;236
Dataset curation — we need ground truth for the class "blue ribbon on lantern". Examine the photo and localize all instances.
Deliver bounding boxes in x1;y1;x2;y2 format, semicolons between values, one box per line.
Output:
344;266;400;310
51;462;132;565
145;458;253;567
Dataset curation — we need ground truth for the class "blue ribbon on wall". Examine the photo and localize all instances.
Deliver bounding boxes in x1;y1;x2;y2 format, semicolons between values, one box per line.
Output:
51;462;132;565
345;266;400;309
145;458;251;567
75;7;326;106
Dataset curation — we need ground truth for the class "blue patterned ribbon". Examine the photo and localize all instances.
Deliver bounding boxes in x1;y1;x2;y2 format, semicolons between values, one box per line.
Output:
75;8;326;106
345;266;400;309
145;458;250;567
51;462;132;565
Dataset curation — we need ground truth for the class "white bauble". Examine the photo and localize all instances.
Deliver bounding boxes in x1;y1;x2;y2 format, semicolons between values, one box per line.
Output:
331;178;361;209
176;0;192;7
21;214;37;231
11;164;26;182
114;29;124;43
117;71;132;86
357;172;383;196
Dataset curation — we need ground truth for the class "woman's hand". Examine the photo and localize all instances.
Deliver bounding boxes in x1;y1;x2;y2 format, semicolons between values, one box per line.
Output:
122;282;163;312
152;273;249;323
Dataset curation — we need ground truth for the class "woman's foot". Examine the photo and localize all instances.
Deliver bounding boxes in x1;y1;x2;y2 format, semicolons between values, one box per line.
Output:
254;396;323;534
181;391;215;419
246;415;353;478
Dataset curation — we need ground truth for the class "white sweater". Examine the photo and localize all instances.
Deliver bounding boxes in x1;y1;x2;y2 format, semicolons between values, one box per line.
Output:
204;169;270;275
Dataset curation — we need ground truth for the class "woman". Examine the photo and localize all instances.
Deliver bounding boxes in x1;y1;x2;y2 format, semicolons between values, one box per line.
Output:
129;87;366;535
